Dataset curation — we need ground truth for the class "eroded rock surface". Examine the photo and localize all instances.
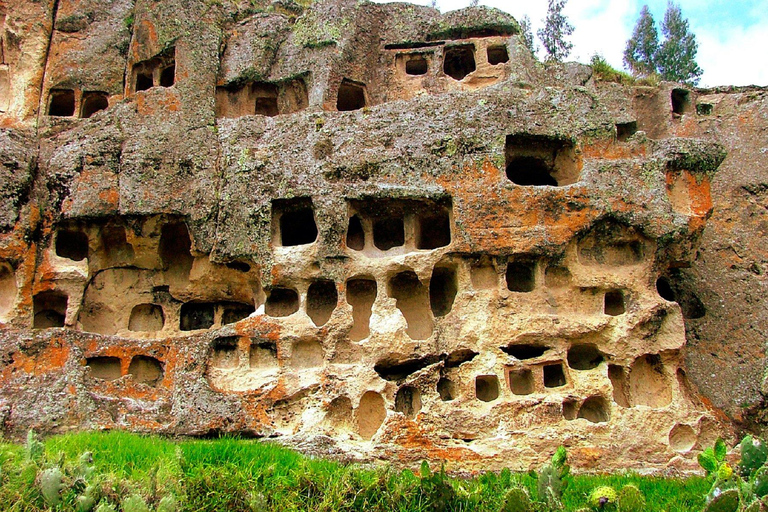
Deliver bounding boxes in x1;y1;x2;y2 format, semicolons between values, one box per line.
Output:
0;0;761;473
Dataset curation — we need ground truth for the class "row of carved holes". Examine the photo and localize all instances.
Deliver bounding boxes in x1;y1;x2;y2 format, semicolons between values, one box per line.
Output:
48;90;109;118
86;355;163;386
404;45;508;78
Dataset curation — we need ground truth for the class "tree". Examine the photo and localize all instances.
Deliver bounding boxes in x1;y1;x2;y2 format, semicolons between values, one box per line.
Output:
537;0;574;62
519;15;536;54
656;2;702;84
623;5;658;77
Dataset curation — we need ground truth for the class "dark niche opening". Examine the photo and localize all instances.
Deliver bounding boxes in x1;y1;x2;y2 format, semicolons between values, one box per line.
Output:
604;290;626;316
159;221;193;278
406;55;428;75
273;198;318;247
347;278;377;341
508;368;534;395
506;156;558;186
180;302;215;331
128;304;164;332
616;121;637;141
443;45;476;80
128;355;163;386
159;65;175;87
221;302;255;325
394;385;422;419
211;336;239;369
346;215;365;250
506;260;535;292
429;265;457;317
697;103;713;115
86;356;121;381
373;217;405;251
578;396;610;423
416;210;451;249
265;287;299;317
502;343;547;359
80;92;109;118
437;377;456;401
337;79;366;111
388;270;433;340
374;354;442;381
33;291;67;328
254;83;279;116
567;344;603;370
48;89;75;117
487;45;509;65
225;261;250;273
656;272;706;319
56;229;88;261
475;374;499;402
135;72;153;91
543;364;567;388
671;88;691;114
307;280;337;327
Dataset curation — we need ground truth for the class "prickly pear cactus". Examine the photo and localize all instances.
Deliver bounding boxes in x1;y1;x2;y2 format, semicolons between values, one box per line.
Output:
741;436;768;478
588;486;618;509
500;487;533;512
753;466;768;499
617;484;645;512
743;501;761;512
121;494;151;512
704;489;740;512
25;430;44;463
94;501;117;512
76;484;100;512
39;466;65;506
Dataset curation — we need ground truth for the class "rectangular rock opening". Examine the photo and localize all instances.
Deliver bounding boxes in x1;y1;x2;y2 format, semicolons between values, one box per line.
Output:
508;368;534;395
475;374;499;402
346;215;365;251
307;280;337;327
86;356;122;381
506;260;535;292
216;78;308;118
131;47;175;93
415;209;451;250
395;385;422;419
221;302;254;325
697;103;713;115
443;45;476;80
128;355;163;386
429;265;457;317
80;91;109;118
211;336;239;369
180;302;215;331
33;291;67;328
347;278;377;341
290;339;324;368
470;259;497;290
265;287;299;317
505;134;580;186
253;83;279;116
48;89;75;117
671;88;691;114
487;45;509;65
128;303;165;332
337;79;366;111
56;229;89;261
604;290;626;316
0;262;16;320
250;340;278;369
136;72;153;91
578;396;610;423
543;364;566;388
608;364;630;407
616;121;637;141
159;221;193;281
159;65;175;87
502;343;547;359
373;217;405;251
388;271;433;340
272;197;318;247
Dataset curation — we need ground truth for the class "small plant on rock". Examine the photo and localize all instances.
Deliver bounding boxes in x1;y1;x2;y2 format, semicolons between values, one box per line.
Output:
537;445;571;509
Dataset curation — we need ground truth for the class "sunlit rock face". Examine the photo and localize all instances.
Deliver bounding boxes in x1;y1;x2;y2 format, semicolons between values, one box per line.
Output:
5;0;766;474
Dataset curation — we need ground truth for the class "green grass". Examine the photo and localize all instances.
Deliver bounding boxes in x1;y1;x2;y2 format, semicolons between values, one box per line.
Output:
0;431;709;511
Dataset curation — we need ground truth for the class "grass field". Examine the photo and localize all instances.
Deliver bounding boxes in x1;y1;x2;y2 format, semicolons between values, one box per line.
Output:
0;431;709;511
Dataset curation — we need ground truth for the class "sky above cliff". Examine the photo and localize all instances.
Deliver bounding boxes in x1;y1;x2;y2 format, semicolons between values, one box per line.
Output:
374;0;767;87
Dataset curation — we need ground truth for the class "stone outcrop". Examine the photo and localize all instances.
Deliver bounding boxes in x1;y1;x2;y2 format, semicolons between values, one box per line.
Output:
0;0;763;473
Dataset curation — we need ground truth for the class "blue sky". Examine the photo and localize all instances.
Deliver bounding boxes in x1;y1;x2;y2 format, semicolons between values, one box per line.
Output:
372;0;768;87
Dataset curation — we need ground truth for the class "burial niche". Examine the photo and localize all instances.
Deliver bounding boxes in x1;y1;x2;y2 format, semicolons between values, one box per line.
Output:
33;291;67;328
346;215;365;250
159;221;193;281
265;287;299;317
508;369;534;395
395;386;422;419
347;278;377;341
180;303;215;331
86;357;121;381
443;45;476;80
56;229;89;261
290;339;324;369
357;391;386;440
307;280;337;327
128;304;164;332
506;260;535;292
604;290;626;316
388;271;433;340
429;265;457;317
128;356;163;386
543;364;567;388
0;263;16;320
671;88;692;114
373;217;405;251
476;375;500;402
567;344;603;370
273;198;318;247
80;92;108;118
405;54;428;75
48;89;75;116
505;134;579;186
577;396;610;423
337;79;367;111
487;45;509;65
415;209;451;249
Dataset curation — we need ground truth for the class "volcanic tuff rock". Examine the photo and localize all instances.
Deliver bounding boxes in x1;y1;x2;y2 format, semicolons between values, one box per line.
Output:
0;0;764;473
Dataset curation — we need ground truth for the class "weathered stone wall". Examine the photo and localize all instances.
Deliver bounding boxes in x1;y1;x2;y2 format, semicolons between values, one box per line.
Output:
0;0;762;473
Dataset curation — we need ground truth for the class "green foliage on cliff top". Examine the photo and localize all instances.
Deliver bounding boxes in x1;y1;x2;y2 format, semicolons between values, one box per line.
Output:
0;431;709;511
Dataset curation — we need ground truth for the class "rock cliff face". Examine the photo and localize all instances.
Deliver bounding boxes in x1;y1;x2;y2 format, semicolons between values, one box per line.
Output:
0;0;763;473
